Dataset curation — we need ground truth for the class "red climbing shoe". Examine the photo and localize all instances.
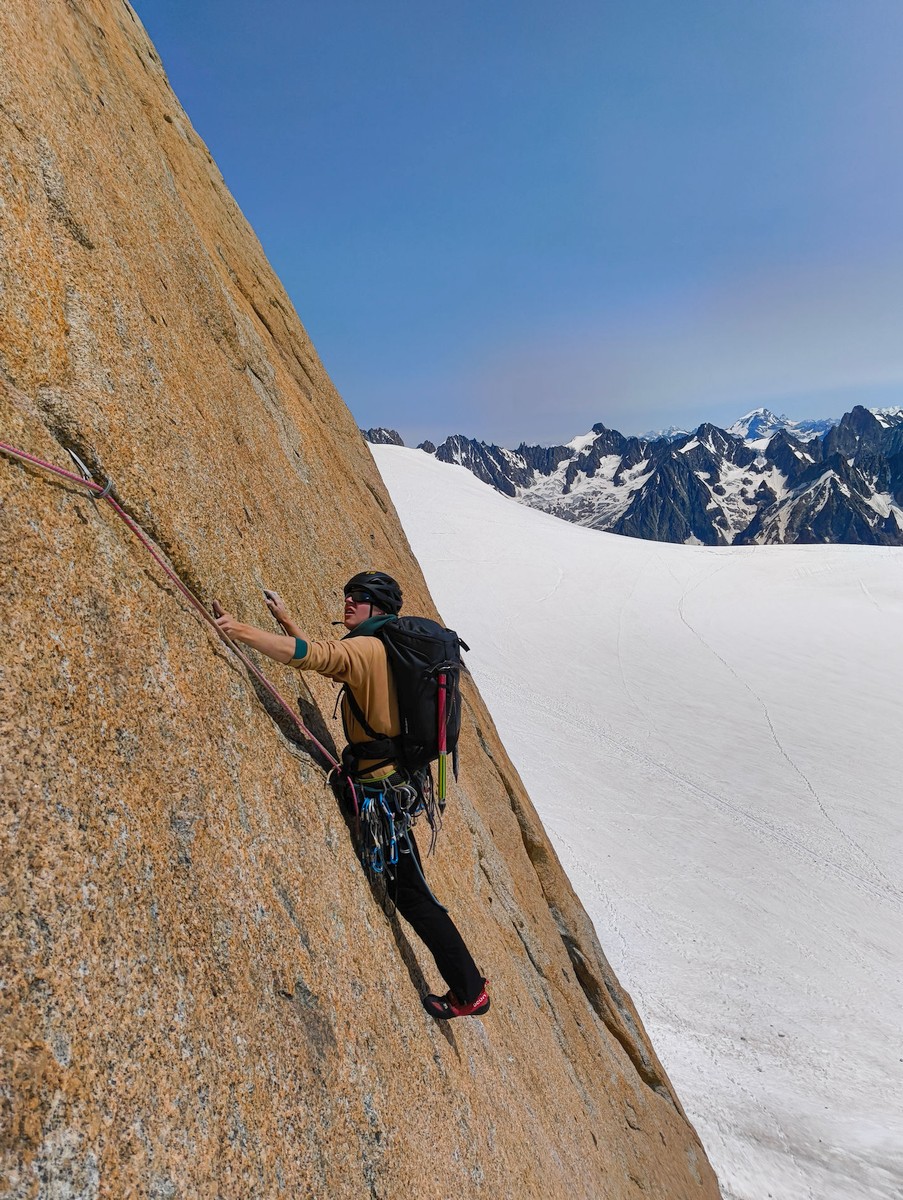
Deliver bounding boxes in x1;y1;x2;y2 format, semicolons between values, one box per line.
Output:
422;982;490;1020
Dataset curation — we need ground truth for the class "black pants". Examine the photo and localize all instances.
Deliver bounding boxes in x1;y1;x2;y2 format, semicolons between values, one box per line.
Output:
390;831;484;1004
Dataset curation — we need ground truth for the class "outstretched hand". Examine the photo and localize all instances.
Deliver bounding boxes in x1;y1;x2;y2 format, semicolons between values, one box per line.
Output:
212;600;244;641
211;597;296;663
263;588;292;627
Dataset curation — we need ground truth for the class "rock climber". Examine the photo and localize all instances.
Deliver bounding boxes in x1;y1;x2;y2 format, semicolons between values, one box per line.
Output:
213;571;489;1020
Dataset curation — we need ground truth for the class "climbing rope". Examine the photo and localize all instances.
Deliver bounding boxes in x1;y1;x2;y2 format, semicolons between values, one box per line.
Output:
0;439;356;804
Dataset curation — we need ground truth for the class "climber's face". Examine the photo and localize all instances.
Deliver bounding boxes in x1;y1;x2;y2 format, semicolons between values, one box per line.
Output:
343;589;383;630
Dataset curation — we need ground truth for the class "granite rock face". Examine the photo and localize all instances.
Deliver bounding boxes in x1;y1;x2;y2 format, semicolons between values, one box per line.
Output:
0;3;719;1197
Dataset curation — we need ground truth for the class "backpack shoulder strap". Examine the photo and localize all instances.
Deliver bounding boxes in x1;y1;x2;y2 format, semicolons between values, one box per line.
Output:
341;683;382;741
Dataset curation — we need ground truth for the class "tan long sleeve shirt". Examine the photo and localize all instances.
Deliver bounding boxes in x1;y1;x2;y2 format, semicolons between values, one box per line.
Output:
290;635;400;774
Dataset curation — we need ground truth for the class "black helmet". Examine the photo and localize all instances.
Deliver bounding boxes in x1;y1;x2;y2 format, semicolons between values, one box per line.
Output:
343;571;403;615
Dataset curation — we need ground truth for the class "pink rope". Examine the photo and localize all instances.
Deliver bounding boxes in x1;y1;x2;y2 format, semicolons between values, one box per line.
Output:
0;439;347;782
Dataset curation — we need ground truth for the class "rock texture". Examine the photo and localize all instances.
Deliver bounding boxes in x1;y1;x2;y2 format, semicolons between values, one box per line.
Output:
0;3;719;1197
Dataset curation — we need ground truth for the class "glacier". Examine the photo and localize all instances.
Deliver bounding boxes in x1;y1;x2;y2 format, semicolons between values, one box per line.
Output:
373;442;903;1200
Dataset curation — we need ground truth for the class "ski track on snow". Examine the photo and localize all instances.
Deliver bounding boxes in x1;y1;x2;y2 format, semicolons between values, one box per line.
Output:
670;561;901;905
535;564;564;606
483;658;900;912
857;575;883;612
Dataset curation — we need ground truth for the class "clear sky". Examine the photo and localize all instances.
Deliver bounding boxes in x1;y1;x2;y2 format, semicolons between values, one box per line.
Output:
138;1;903;446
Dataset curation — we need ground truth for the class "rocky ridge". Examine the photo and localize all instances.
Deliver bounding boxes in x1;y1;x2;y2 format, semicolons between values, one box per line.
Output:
365;405;903;546
0;2;718;1198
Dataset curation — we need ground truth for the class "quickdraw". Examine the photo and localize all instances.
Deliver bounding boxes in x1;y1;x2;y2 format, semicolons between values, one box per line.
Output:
358;782;409;876
354;774;447;909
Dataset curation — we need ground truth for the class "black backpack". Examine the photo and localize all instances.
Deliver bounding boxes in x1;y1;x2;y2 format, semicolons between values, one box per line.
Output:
341;616;468;794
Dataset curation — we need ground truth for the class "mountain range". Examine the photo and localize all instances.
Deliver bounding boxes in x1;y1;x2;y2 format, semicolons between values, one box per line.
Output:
363;406;903;546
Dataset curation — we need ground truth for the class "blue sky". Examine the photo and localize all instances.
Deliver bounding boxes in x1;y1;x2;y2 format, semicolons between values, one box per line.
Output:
138;1;903;446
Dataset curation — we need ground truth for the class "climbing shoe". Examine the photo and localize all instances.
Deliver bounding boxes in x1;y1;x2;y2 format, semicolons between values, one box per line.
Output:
422;982;490;1020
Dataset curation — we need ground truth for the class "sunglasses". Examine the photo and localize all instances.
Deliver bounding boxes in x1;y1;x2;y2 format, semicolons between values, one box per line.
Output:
344;589;374;605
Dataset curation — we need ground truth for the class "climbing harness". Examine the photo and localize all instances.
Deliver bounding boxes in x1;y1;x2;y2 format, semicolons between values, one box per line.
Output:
0;438;359;811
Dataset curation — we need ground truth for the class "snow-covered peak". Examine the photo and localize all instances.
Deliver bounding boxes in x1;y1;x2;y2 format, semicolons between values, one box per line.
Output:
870;405;903;428
640;425;690;442
727;407;781;438
728;409;837;450
566;429;601;453
727;408;795;449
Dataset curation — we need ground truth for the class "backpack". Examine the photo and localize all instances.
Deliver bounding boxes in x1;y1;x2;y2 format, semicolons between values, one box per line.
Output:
340;616;468;799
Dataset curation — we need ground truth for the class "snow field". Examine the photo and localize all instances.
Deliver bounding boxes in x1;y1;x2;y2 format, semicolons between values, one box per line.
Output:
373;444;903;1200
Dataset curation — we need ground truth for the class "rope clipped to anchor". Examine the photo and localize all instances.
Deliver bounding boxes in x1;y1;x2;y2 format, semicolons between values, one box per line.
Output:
0;439;354;802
